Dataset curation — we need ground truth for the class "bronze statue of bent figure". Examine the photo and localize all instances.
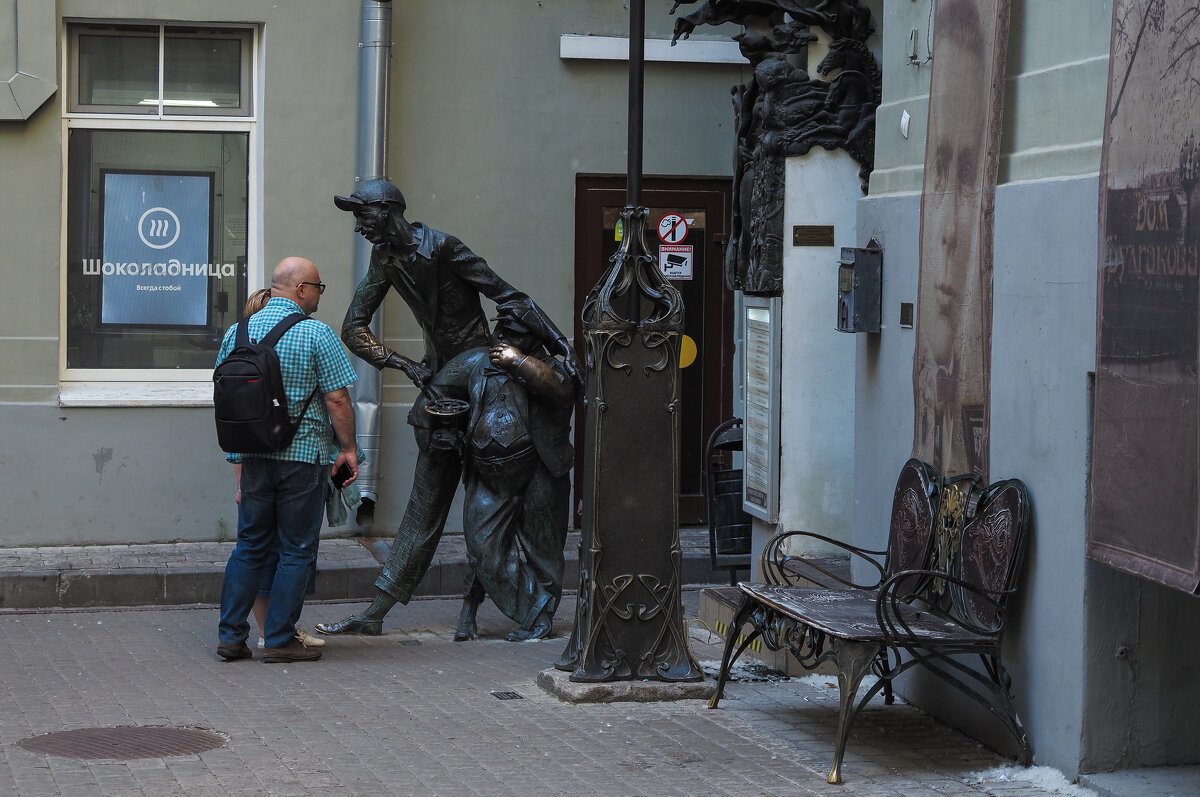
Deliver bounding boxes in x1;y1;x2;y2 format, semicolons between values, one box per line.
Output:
428;313;576;640
316;179;580;640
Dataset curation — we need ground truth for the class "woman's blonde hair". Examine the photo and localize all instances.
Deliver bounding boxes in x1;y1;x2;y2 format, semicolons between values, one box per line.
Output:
244;288;272;315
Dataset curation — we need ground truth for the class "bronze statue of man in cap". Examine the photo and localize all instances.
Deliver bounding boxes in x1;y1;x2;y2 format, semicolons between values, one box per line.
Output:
317;179;580;637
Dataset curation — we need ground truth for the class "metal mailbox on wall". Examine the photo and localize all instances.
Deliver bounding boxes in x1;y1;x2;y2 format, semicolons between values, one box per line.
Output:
836;239;882;334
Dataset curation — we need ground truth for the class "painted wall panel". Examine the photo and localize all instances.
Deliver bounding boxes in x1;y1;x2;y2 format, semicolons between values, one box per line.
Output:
777;151;859;543
858;176;1096;774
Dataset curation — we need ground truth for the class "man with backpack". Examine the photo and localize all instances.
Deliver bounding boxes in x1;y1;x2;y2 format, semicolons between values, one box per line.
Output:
214;256;359;664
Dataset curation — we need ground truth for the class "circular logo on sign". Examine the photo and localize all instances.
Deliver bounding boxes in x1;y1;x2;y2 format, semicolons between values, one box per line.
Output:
138;207;182;250
657;213;688;244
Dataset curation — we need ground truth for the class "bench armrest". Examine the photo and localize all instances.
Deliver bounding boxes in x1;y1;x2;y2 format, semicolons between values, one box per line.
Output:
761;530;886;590
875;569;1013;641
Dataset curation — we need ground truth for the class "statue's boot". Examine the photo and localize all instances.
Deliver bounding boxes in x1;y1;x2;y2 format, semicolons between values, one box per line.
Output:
504;609;552;642
454;598;481;642
314;614;383;636
316;590;396;636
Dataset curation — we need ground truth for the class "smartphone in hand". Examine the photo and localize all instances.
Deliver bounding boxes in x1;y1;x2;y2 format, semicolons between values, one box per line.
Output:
331;462;353;490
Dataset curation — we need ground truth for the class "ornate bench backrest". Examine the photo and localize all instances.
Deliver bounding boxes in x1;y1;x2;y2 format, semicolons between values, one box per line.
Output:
885;458;941;579
951;478;1031;631
919;473;1030;631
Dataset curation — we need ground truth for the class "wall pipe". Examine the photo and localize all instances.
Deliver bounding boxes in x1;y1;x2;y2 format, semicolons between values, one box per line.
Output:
350;0;393;517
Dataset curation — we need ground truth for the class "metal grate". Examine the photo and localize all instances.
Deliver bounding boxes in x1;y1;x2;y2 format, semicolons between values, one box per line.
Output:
490;691;525;700
399;639;422;647
16;726;226;760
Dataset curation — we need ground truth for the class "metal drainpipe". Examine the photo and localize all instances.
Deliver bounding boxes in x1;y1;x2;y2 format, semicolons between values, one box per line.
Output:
351;0;393;517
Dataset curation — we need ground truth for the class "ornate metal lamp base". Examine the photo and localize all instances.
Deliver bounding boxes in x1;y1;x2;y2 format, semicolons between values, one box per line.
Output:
556;207;703;683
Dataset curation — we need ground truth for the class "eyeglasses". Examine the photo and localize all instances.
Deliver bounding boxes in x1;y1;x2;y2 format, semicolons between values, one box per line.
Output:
299;281;326;294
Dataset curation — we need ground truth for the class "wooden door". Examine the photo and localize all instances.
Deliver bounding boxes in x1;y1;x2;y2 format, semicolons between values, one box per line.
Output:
574;176;734;526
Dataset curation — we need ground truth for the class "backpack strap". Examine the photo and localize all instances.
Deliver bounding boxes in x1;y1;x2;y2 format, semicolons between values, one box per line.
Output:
258;313;309;347
291;385;319;423
234;316;252;348
259;313;320;421
234;311;303;348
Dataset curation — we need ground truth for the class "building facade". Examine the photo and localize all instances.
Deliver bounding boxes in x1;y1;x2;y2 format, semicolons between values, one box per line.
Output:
848;0;1198;778
0;0;744;545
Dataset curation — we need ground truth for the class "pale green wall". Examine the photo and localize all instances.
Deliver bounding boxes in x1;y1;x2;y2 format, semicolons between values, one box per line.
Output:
870;0;1111;196
0;1;744;543
0;82;60;402
999;1;1111;181
378;0;745;408
2;2;362;544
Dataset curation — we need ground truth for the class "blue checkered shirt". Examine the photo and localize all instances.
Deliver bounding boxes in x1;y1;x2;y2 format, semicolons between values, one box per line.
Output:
216;297;358;464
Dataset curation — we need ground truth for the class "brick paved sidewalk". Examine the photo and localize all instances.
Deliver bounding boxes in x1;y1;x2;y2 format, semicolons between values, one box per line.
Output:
0;591;1098;797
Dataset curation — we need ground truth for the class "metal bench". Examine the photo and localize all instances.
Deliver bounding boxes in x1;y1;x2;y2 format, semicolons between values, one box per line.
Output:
707;459;1032;784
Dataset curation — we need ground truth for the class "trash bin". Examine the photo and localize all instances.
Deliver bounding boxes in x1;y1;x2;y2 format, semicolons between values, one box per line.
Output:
705;418;752;584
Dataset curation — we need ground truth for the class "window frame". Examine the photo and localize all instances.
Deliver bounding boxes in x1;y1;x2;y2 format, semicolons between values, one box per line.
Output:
68;24;253;117
60;20;262;402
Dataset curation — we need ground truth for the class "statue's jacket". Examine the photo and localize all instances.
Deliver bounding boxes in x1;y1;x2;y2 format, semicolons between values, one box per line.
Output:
341;222;570;430
433;347;575;479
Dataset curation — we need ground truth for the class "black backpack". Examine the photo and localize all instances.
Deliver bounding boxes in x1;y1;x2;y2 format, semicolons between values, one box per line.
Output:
213;313;318;454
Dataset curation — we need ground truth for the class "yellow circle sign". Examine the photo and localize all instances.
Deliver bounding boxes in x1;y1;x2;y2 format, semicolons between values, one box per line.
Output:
680;334;698;368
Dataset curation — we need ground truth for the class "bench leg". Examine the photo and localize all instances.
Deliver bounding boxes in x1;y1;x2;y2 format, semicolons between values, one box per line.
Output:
879;650;894;705
707;596;760;710
827;639;880;784
982;655;1034;766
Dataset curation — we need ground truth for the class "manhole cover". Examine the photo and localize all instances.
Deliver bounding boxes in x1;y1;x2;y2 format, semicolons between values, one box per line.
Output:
16;726;226;760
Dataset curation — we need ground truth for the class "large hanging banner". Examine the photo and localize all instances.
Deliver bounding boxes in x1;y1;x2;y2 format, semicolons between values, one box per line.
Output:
913;0;1011;479
1090;0;1200;594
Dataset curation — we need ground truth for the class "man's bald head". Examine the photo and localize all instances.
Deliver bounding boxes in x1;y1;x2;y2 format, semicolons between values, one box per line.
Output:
270;256;323;314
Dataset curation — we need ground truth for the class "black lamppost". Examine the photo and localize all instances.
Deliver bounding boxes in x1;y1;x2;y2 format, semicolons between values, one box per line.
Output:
555;0;703;683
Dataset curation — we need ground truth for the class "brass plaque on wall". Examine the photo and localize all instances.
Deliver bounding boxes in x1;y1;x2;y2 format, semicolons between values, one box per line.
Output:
792;225;835;247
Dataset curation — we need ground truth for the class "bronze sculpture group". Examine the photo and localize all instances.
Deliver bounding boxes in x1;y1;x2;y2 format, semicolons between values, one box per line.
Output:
308;0;880;646
315;179;581;641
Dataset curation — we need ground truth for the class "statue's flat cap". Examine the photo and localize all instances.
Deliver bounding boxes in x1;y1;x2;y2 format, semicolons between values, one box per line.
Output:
334;179;406;211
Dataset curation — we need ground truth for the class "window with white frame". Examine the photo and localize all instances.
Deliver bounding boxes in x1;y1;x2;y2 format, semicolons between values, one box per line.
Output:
64;23;256;375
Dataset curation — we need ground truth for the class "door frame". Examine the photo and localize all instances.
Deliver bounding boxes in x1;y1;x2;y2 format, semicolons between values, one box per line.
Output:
573;174;735;527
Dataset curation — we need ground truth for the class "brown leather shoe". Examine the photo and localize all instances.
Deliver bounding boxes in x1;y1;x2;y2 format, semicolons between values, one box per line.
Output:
216;641;253;661
262;637;323;663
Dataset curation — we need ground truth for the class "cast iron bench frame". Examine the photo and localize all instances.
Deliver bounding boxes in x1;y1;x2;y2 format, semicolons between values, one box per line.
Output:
707;458;1032;783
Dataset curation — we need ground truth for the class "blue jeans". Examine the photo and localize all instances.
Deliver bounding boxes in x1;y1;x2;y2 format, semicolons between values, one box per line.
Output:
257;544;317;597
219;459;325;649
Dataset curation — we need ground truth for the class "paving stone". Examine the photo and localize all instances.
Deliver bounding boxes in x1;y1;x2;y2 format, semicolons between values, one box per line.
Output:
0;543;1130;796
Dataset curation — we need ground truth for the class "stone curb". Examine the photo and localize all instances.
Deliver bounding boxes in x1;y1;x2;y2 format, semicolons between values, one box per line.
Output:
0;530;729;610
535;667;717;703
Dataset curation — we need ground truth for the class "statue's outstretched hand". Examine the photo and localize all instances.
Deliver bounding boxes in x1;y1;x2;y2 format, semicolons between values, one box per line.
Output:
383;353;432;391
489;344;524;371
558;343;583;387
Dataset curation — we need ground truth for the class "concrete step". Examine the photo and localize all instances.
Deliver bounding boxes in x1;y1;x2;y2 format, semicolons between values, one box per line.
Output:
0;528;734;610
